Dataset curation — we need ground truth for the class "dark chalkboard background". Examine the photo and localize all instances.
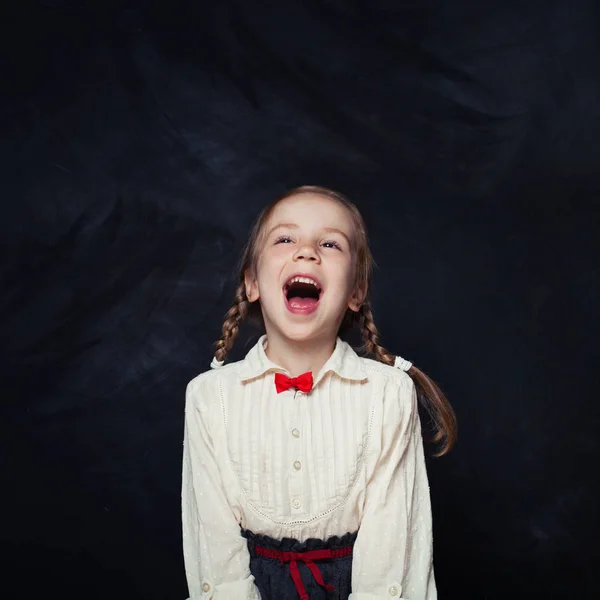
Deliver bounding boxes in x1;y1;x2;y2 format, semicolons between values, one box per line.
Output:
2;1;599;598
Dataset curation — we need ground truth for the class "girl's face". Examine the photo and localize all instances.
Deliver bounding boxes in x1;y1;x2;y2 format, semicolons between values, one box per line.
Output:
245;193;363;345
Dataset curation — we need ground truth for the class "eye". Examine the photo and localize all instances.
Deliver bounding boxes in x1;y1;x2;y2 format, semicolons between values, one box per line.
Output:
322;240;342;250
274;235;294;244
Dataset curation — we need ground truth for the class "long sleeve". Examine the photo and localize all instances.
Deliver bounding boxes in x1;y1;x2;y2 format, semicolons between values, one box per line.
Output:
349;376;437;600
181;377;260;599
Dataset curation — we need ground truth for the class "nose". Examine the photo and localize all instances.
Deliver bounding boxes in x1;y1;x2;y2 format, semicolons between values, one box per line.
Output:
293;242;320;263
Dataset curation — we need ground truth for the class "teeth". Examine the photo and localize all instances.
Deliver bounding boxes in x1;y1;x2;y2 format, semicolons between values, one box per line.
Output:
286;276;321;289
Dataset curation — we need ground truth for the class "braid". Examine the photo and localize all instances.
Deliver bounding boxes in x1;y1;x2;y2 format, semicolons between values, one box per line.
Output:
213;281;249;363
359;302;395;366
358;300;457;456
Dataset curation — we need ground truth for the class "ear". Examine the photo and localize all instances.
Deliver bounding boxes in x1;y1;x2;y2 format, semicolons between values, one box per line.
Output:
347;286;365;312
244;270;260;303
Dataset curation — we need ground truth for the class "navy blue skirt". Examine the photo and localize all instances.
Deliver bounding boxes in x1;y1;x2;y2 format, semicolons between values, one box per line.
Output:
241;528;357;600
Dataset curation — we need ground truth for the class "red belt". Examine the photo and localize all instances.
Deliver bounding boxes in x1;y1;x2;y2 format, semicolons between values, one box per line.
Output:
255;545;353;600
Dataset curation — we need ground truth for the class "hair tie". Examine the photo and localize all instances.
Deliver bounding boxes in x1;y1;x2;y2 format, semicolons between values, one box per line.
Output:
210;356;224;369
394;355;413;372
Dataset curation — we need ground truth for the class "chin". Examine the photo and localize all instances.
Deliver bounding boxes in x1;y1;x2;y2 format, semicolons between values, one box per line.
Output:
277;321;337;345
279;327;318;342
263;300;339;342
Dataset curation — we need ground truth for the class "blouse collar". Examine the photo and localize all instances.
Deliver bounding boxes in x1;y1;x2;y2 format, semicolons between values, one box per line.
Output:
238;334;367;388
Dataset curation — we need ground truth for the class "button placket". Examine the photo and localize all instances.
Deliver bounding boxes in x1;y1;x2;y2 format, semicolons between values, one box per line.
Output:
388;582;402;597
289;387;304;513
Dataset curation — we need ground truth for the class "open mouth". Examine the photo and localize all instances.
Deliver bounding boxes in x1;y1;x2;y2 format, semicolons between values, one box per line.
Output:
283;276;323;314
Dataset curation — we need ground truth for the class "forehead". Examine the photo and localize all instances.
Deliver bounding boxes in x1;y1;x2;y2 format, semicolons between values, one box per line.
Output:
267;193;353;230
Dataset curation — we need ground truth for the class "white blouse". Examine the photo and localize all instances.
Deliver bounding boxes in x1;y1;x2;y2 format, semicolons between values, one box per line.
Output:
182;335;437;600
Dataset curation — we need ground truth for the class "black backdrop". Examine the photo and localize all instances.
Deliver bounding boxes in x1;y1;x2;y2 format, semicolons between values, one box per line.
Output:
2;1;599;599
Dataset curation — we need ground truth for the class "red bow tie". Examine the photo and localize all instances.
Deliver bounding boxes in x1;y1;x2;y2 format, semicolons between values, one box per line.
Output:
274;372;313;394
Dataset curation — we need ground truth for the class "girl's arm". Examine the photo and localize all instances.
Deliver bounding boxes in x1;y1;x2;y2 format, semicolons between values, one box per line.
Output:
349;376;437;600
182;377;260;599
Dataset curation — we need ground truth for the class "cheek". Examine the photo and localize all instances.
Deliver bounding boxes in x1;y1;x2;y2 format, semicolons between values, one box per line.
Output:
270;244;291;259
332;255;355;282
256;251;287;287
267;245;293;266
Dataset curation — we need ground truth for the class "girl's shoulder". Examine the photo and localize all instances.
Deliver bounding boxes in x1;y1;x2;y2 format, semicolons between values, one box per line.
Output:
358;355;414;386
184;361;245;425
357;356;417;419
185;359;242;396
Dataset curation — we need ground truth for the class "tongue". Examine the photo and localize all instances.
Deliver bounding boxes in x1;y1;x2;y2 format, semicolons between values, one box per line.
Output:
288;296;318;309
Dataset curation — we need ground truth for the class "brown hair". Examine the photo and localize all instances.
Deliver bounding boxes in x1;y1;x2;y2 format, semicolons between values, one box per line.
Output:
213;185;457;456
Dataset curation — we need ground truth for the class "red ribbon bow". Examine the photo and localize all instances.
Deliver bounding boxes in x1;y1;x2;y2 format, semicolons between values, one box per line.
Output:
255;546;353;600
274;371;314;394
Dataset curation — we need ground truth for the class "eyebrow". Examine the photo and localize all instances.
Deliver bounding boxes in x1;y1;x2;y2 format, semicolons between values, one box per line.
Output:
266;223;352;245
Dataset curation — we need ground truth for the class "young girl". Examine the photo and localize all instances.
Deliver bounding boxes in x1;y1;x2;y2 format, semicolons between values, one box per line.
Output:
182;186;457;600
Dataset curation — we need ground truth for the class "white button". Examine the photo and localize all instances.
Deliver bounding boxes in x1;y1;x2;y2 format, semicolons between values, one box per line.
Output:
389;586;399;596
292;428;300;438
292;498;301;509
202;582;211;593
293;460;301;470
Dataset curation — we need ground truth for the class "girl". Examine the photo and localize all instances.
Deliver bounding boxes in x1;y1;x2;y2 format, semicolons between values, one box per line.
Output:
182;186;457;600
